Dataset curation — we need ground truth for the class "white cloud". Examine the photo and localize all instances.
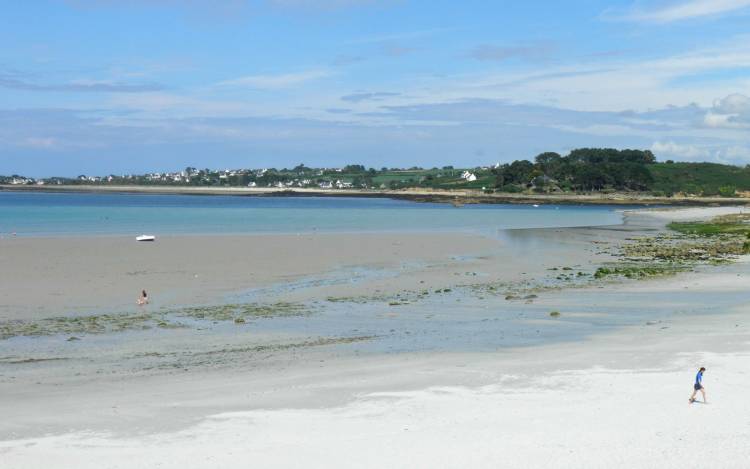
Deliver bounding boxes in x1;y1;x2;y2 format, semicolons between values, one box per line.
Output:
217;69;331;89
724;145;750;159
651;140;750;163
713;93;750;114
651;141;710;159
611;0;750;23
703;93;750;128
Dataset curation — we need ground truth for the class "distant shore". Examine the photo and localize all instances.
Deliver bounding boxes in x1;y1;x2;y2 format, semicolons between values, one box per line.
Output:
3;183;750;206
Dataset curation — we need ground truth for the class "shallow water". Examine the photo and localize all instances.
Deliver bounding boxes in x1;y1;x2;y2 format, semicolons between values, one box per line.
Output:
0;192;628;236
4;262;748;374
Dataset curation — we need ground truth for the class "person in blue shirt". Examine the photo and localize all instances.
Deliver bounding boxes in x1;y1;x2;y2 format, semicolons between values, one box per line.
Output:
689;367;706;403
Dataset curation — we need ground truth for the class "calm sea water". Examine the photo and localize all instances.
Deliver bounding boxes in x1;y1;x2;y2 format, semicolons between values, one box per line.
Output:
0;192;627;236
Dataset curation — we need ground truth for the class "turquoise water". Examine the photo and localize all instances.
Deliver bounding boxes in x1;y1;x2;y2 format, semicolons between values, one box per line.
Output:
0;192;627;236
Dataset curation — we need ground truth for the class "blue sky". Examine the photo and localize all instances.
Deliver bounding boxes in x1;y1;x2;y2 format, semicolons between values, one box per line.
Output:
2;0;750;177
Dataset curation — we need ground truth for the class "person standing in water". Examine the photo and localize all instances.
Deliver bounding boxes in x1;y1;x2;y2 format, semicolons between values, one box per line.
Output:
689;367;706;403
137;289;149;306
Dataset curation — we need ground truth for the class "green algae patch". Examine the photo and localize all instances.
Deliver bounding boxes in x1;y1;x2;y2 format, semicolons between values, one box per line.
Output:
176;302;309;322
668;213;750;237
0;301;311;340
593;263;688;280
614;213;750;268
0;312;169;340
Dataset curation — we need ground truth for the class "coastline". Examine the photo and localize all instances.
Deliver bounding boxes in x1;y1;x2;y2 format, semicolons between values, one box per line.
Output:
4;183;750;206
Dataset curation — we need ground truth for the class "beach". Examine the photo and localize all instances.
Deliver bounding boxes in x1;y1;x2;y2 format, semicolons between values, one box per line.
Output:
1;202;749;468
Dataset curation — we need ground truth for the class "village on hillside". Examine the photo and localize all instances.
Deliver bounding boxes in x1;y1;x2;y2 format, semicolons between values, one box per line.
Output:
0;164;490;191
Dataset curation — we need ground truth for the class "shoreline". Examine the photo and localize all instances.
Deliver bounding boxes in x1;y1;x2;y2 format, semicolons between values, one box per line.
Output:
4;183;750;206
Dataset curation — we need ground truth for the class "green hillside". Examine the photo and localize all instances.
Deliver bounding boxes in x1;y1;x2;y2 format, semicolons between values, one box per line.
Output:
648;162;750;196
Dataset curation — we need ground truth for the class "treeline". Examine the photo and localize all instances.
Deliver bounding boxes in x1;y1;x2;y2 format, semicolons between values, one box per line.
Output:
493;148;656;192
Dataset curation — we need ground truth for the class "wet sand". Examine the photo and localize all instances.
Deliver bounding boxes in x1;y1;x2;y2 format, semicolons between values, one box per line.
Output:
0;225;632;320
0;232;503;319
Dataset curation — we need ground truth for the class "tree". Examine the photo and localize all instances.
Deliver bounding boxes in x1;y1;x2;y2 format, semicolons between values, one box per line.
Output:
534;152;562;174
491;164;507;188
343;164;366;173
505;160;534;185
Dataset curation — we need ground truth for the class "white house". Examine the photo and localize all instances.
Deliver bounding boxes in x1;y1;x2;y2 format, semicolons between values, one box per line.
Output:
460;171;477;182
319;181;333;189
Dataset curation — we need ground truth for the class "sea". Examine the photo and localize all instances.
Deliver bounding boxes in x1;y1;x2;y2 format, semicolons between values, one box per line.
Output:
0;191;628;237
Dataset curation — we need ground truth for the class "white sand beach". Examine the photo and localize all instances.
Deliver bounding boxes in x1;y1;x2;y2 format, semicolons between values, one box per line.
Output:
2;206;750;468
3;278;749;468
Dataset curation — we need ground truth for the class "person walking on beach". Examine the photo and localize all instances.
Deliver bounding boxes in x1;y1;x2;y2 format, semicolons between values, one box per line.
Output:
137;289;149;306
689;367;706;403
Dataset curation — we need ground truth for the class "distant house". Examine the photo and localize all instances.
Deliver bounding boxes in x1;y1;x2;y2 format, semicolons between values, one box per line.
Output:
319;181;333;189
248;181;257;187
460;171;477;182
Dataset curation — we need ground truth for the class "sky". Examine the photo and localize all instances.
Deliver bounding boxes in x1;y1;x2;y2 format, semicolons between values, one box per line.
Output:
2;0;750;177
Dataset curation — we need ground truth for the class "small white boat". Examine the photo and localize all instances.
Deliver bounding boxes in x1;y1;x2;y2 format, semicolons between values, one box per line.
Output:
532;204;540;208
136;235;156;242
